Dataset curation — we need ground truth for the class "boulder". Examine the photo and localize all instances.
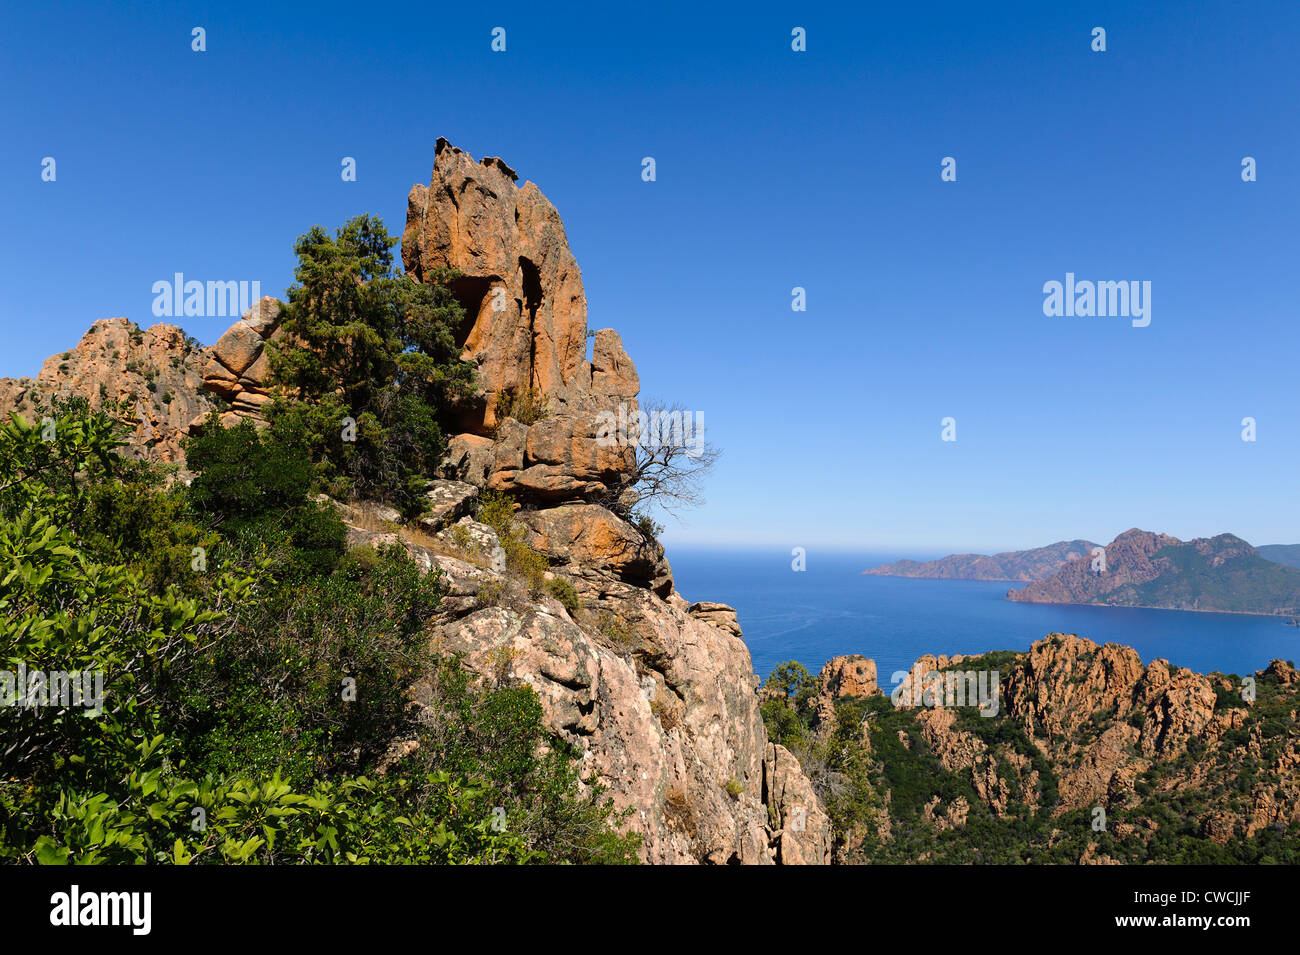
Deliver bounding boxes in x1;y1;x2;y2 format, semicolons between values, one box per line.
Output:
418;480;479;533
197;296;285;427
521;504;671;594
435;517;506;575
688;602;742;638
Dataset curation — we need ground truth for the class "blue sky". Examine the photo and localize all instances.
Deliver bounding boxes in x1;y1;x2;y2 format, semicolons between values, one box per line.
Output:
3;0;1297;553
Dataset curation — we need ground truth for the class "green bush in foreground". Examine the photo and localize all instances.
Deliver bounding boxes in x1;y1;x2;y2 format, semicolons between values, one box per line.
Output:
0;401;639;864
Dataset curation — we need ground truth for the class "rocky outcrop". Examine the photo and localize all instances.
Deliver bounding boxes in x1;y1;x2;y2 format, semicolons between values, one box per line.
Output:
521;504;672;596
404;140;639;505
914;705;1037;817
811;654;880;731
998;634;1218;810
687;602;742;638
810;633;1299;861
336;492;821;864
417;480;480;534
763;743;832;864
385;142;830;862
1003;635;1147;745
921;794;970;831
193;296;286;430
0;297;292;470
402;138;589;424
818;655;879;700
0;318;212;465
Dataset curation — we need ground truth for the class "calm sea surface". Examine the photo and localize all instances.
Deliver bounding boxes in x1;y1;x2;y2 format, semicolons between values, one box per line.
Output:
667;549;1300;683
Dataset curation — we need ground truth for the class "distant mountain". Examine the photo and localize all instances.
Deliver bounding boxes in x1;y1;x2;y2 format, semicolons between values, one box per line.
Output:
864;540;1098;582
1258;544;1300;570
1007;528;1300;615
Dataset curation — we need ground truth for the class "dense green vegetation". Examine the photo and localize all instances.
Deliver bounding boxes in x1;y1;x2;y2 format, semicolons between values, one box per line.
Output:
761;655;1300;865
264;214;476;516
0;395;635;866
0;215;640;865
1112;537;1300;615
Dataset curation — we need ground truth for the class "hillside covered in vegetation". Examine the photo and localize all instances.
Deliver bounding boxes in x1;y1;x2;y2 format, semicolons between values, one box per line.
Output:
762;641;1300;864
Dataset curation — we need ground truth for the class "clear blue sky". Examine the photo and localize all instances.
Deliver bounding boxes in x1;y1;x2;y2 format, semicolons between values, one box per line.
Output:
4;0;1297;553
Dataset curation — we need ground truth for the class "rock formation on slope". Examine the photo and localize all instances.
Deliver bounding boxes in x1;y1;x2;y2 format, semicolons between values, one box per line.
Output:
370;142;828;863
401;138;638;507
864;540;1098;582
192;297;286;431
1007;528;1300;615
811;655;880;731
798;635;1300;863
0;142;831;865
0;319;212;464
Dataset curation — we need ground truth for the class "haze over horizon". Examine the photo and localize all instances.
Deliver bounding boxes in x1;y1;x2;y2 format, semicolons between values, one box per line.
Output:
5;0;1297;551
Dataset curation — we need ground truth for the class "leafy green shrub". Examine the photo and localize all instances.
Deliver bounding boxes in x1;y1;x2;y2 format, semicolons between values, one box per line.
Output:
763;661;818;721
0;401;638;866
545;576;581;614
630;512;664;541
185;415;346;580
477;490;548;594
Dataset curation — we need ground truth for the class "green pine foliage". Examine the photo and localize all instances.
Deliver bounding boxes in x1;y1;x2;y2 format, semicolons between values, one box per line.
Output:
264;214;476;516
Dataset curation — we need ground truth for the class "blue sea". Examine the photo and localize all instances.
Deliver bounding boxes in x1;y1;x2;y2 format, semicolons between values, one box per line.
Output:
667;549;1300;683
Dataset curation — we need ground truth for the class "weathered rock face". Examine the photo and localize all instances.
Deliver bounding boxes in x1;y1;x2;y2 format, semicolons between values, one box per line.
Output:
687;602;742;638
402;138;589;424
329;492;824;864
810;654;880;731
404;140;639;506
764;743;832;864
0;298;295;471
416;480;480;533
0;318;212;465
813;633;1300;861
914;706;1038;818
889;636;1222;816
1001;634;1219;776
819;655;879;700
193;296;286;431
522;503;672;596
